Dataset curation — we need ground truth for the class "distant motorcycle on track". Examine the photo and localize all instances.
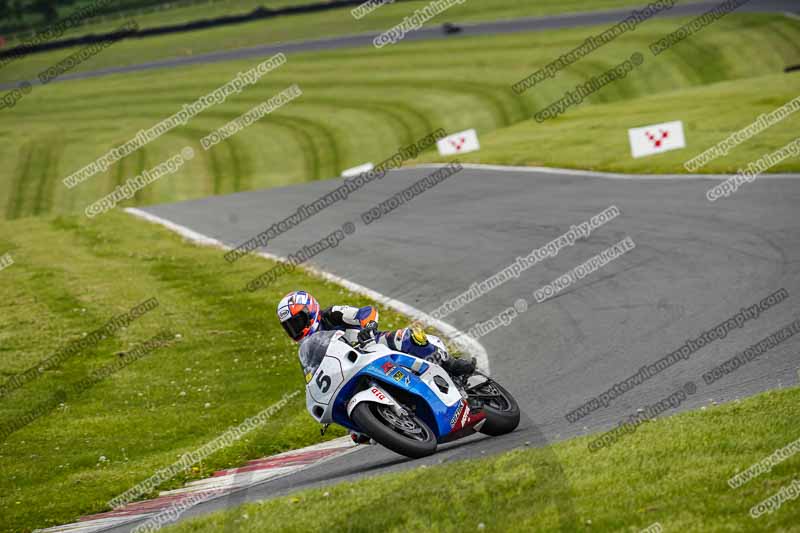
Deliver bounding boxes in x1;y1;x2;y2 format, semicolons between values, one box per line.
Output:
301;330;520;458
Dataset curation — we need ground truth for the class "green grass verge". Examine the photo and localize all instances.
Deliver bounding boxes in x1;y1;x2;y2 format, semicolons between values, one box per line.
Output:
2;14;798;221
0;0;649;78
164;386;800;532
0;211;415;533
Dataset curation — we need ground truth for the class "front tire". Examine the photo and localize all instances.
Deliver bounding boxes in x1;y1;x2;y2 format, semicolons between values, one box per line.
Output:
351;402;437;459
470;380;520;436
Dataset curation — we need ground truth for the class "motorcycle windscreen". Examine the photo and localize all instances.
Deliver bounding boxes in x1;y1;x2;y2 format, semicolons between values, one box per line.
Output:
298;330;341;376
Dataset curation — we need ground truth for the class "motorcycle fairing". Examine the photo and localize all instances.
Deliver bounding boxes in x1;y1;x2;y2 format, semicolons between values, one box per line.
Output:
332;353;466;439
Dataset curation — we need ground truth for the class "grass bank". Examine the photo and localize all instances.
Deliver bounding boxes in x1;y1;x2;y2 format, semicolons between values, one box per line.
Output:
0;210;414;532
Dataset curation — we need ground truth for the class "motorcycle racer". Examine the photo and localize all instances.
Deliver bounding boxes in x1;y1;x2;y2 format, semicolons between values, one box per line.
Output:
277;290;477;443
277;290;476;375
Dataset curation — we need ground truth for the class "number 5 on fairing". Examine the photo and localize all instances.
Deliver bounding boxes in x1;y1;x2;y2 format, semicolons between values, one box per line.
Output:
306;354;344;405
316;370;331;393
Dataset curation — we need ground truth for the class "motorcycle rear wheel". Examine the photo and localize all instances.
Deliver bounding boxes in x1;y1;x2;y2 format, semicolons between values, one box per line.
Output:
351;402;438;459
470;380;520;436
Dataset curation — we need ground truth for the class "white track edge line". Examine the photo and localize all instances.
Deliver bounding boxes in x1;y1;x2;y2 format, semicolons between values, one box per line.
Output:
124;207;490;372
411;162;800;180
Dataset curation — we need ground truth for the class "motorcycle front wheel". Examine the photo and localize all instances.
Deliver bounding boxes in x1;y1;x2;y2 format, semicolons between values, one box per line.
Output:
351;402;438;459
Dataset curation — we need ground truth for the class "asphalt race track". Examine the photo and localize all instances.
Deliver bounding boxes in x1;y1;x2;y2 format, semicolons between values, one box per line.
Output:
106;165;800;531
0;0;798;91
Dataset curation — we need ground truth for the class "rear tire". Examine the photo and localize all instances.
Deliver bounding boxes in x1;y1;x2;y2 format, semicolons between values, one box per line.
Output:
351;402;437;459
471;380;520;436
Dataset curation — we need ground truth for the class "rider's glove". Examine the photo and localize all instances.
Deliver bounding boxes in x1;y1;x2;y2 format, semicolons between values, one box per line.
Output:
429;345;449;365
358;320;378;343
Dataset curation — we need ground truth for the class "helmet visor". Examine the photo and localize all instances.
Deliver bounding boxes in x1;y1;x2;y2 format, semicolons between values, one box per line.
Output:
282;310;310;341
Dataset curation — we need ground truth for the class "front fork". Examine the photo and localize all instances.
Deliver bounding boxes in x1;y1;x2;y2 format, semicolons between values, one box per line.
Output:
369;382;411;417
346;380;408;422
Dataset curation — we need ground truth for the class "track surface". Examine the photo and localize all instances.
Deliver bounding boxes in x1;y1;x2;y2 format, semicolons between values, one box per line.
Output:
108;165;800;531
1;0;798;90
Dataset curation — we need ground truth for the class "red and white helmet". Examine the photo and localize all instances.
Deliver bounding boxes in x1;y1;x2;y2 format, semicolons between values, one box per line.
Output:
277;291;321;342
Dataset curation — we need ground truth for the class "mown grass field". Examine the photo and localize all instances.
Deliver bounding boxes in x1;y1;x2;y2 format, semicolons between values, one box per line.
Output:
1;14;799;222
0;210;417;532
165;386;800;532
418;71;800;174
0;0;649;70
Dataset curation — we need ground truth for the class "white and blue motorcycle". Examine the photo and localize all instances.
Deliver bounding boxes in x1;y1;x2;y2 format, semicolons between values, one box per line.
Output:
301;330;520;458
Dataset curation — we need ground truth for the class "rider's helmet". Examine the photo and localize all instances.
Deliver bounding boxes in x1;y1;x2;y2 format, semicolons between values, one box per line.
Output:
277;290;321;342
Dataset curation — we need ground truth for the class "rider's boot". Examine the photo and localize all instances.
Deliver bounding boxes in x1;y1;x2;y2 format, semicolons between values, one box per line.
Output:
441;356;477;378
350;431;373;445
